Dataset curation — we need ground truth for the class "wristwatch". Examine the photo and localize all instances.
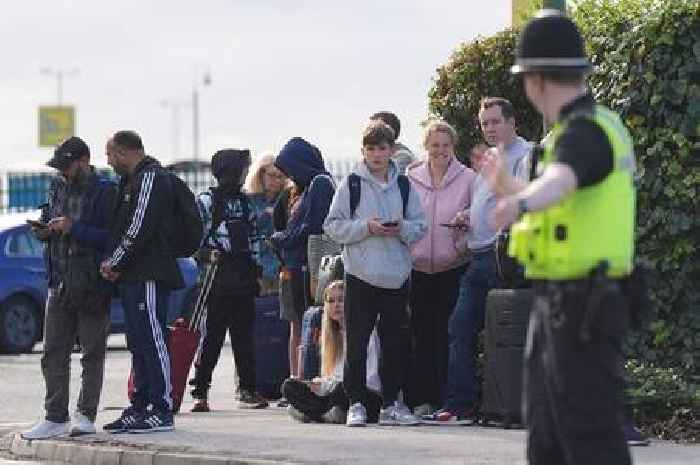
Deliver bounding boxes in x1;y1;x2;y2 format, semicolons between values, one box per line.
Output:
517;198;529;216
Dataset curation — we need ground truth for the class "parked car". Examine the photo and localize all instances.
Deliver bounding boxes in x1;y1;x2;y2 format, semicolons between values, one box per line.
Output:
0;211;200;353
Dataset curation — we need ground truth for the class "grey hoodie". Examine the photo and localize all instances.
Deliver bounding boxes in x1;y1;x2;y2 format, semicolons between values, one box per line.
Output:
324;159;427;289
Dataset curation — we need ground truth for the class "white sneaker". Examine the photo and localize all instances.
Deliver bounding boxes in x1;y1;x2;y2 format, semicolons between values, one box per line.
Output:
322;405;347;424
22;420;69;440
379;401;421;426
69;411;96;436
346;402;367;427
413;403;434;417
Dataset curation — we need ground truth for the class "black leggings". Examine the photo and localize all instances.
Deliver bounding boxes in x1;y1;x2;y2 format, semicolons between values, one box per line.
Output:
282;378;382;423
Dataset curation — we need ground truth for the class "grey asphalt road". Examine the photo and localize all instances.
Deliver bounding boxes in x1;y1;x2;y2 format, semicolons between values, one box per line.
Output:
0;336;698;465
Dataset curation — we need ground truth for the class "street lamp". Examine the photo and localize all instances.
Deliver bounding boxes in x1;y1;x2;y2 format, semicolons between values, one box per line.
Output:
40;67;79;105
192;70;212;161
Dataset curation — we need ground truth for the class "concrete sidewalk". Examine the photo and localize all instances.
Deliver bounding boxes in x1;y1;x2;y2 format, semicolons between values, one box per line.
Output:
2;337;698;465
6;406;700;465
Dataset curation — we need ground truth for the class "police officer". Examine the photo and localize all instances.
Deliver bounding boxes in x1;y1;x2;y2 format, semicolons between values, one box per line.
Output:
491;10;634;465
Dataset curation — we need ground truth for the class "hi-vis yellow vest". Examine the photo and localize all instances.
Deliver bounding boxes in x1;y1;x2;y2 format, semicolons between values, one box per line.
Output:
508;105;636;280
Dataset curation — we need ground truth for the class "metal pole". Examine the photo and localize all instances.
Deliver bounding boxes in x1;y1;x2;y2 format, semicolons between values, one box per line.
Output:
192;88;199;161
57;71;63;106
173;105;181;159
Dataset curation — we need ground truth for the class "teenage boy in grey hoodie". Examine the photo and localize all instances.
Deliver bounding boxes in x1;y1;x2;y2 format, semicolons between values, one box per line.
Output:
324;121;427;427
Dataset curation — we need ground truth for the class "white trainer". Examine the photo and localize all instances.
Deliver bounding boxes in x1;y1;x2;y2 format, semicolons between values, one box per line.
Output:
69;411;96;436
379;401;421;426
346;402;367;427
21;420;69;440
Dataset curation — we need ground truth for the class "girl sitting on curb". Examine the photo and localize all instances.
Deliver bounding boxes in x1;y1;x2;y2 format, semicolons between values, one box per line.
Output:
282;280;382;424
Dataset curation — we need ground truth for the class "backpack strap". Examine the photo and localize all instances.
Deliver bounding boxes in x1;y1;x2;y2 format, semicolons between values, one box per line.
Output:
397;174;409;218
349;173;410;218
348;173;361;218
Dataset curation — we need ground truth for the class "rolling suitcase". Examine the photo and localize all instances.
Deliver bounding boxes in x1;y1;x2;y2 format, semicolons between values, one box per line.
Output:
481;288;534;428
127;317;200;414
255;294;290;399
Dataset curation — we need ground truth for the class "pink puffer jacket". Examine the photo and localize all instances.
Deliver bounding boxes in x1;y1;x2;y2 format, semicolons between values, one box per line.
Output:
407;158;476;274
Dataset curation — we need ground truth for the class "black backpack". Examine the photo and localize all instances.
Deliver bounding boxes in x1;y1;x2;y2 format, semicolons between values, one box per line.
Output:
169;173;204;258
348;173;410;218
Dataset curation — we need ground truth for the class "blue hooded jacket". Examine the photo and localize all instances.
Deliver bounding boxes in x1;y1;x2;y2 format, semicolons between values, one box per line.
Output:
272;137;335;269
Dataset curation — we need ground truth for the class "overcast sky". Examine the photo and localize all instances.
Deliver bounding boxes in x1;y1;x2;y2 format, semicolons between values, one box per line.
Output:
1;0;511;169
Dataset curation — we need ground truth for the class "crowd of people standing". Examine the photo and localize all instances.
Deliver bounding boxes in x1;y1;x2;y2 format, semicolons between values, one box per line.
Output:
21;11;643;465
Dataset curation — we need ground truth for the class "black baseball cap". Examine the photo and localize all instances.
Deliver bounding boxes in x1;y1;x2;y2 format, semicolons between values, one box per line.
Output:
47;136;90;170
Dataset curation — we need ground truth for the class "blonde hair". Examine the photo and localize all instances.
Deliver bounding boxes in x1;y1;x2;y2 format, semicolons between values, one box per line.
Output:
243;151;276;195
320;280;345;378
422;120;458;149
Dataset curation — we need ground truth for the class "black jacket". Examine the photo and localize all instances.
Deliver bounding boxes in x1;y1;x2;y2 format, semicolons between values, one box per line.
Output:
106;156;184;289
40;167;118;290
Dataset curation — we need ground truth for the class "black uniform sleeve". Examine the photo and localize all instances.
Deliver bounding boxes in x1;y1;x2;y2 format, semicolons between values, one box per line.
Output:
554;118;614;188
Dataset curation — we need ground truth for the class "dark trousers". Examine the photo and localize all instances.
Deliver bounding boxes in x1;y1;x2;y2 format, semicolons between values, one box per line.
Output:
120;280;172;413
409;266;464;407
41;290;110;422
344;274;408;408
525;281;631;465
446;250;501;410
194;291;256;394
282;378;382;423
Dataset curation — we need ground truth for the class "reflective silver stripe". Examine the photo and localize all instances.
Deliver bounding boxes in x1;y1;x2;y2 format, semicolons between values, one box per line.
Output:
514;57;591;67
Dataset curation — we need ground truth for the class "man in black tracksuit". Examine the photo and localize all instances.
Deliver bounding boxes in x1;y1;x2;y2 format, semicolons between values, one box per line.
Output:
101;130;184;433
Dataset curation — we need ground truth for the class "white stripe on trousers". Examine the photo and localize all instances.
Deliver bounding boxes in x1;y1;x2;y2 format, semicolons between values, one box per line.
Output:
145;280;173;410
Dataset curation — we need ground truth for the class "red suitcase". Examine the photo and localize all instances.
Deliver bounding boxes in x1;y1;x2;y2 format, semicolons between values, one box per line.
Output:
127;317;200;413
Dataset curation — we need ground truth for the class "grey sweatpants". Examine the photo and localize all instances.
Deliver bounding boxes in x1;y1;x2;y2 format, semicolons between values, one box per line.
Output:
41;289;110;423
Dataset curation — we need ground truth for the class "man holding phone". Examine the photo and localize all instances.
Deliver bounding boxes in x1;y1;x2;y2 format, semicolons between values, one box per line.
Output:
23;137;118;440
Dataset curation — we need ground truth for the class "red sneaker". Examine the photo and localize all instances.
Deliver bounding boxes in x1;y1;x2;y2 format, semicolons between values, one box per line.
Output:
422;408;478;425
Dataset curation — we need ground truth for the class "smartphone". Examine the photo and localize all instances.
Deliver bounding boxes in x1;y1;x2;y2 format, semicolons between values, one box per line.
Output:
440;222;468;229
381;221;399;227
26;219;47;229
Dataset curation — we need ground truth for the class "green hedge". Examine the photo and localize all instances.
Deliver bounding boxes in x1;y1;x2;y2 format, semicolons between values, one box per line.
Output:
428;29;541;160
428;0;699;417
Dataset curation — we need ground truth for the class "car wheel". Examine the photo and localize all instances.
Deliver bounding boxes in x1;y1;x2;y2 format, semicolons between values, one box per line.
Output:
0;296;42;354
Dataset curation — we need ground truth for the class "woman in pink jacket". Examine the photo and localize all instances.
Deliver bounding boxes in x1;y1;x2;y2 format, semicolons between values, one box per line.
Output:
406;120;476;416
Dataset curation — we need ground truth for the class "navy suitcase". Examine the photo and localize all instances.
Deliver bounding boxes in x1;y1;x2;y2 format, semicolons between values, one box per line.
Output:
255;295;290;399
300;306;323;380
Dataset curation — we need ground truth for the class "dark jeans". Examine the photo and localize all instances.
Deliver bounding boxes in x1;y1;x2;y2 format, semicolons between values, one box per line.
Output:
194;291;256;394
41;289;110;423
344;274;408;408
525;281;631;465
120;280;172;413
409;266;464;407
445;250;500;411
282;378;382;423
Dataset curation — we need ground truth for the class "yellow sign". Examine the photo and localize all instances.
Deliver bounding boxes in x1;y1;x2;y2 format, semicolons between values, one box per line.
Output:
38;106;75;147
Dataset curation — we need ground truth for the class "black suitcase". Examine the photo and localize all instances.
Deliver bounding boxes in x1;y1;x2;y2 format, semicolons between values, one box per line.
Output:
481;288;534;428
255;295;290;399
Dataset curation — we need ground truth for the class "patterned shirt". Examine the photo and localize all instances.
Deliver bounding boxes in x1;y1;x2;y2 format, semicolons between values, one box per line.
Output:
197;190;262;266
